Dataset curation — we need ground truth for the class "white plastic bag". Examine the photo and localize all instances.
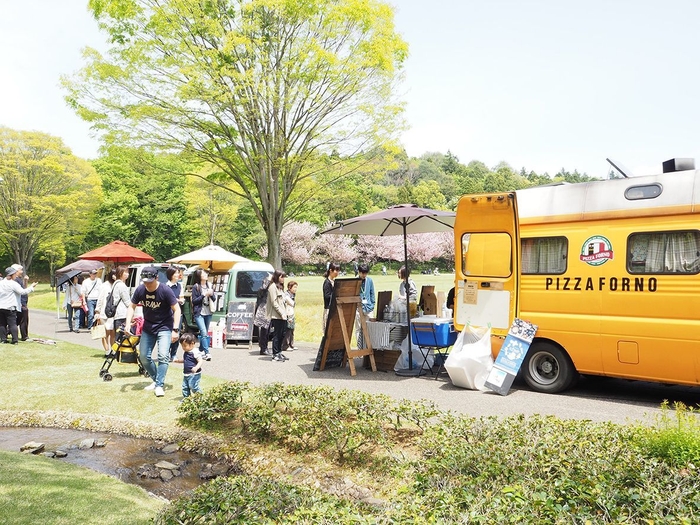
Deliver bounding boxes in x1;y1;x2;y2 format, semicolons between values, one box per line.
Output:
394;336;434;371
444;325;493;390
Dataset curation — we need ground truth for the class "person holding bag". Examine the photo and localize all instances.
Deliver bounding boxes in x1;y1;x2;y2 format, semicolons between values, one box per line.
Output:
95;268;117;355
166;266;185;361
191;269;214;361
266;270;288;362
282;280;298;352
254;275;272;355
64;274;85;333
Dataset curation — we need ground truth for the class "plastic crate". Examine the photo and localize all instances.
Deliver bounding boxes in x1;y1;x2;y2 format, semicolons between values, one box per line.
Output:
411;316;457;347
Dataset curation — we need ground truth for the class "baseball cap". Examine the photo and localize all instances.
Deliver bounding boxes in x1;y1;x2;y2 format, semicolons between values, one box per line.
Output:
141;266;158;283
5;266;17;277
89;269;97;275
11;264;23;271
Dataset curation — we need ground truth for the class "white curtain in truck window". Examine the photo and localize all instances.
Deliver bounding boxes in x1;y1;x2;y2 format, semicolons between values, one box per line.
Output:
521;238;567;274
643;232;700;273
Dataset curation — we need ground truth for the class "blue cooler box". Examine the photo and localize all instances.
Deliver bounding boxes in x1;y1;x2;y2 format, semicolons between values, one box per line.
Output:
411;316;458;347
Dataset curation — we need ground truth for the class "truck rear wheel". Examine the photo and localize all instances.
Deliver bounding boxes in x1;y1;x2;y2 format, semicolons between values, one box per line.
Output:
523;341;577;394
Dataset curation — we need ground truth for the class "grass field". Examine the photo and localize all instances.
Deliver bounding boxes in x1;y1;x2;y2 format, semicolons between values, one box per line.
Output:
30;272;457;344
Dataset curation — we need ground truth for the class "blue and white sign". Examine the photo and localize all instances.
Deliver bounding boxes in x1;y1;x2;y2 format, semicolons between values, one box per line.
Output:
485;318;538;396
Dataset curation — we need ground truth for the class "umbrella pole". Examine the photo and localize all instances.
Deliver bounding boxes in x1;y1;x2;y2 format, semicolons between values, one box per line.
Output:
395;222;422;377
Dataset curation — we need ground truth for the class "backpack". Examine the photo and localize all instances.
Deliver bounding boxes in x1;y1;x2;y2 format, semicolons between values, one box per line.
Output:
104;287;121;318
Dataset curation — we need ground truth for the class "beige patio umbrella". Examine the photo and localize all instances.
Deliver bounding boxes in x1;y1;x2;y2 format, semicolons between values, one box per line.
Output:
322;204;456;376
167;244;250;271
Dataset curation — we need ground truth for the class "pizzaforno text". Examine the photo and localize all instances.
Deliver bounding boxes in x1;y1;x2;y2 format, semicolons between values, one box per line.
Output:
545;277;658;292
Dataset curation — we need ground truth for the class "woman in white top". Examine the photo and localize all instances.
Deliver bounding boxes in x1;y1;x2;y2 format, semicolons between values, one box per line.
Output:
95;268;116;355
111;266;132;334
64;274;85;333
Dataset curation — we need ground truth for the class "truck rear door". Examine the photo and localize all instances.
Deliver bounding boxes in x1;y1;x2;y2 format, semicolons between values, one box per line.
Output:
453;192;519;338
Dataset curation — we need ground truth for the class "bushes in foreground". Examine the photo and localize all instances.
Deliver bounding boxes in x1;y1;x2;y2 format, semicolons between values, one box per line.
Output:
161;381;700;524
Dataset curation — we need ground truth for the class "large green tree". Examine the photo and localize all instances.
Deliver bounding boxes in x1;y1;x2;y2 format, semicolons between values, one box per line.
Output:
0;128;100;271
65;0;408;268
86;147;195;261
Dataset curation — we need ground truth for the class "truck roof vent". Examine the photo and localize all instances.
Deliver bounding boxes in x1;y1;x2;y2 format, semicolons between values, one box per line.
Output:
662;158;695;173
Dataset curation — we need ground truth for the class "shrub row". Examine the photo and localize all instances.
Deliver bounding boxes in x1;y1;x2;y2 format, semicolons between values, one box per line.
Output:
167;382;700;523
177;381;439;462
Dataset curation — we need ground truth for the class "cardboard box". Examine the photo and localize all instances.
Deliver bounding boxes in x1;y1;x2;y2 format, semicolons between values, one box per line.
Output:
423;292;438;315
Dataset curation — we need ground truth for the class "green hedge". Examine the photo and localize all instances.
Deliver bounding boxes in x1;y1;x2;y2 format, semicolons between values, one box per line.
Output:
160;382;700;524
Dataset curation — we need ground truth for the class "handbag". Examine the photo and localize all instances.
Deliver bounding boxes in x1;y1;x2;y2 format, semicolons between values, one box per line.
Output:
81;300;89;313
70;300;83;308
90;323;106;340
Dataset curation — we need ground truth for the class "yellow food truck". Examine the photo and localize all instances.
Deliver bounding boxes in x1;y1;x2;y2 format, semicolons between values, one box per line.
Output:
453;159;700;393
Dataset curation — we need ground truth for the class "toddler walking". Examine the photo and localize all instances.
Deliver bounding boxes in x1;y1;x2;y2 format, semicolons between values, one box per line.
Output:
172;333;203;398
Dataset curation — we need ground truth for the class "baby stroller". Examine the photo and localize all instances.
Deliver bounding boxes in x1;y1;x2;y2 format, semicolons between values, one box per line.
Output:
99;328;147;382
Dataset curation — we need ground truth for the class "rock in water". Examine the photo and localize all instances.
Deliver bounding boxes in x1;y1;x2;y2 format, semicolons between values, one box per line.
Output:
78;439;95;450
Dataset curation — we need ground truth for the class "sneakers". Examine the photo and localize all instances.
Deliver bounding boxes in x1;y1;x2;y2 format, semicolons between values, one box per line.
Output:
203;354;212;361
272;353;288;362
154;386;165;397
144;382;156;391
260;348;272;356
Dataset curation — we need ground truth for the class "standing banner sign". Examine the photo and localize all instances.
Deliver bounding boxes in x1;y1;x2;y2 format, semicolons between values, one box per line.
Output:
226;301;255;342
484;318;538;396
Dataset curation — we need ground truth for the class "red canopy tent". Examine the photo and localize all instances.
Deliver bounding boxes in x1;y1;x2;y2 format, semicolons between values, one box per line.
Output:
78;240;154;264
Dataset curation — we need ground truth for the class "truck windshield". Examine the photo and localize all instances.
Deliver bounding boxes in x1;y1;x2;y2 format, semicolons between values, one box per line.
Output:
235;271;270;298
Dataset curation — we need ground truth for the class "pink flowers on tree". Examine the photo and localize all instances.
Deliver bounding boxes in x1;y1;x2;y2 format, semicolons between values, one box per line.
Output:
270;220;454;267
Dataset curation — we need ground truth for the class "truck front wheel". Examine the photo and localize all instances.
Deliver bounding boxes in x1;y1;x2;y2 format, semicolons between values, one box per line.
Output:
522;341;577;394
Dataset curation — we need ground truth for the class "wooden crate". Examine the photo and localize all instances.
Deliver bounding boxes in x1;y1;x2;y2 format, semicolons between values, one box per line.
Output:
364;349;400;372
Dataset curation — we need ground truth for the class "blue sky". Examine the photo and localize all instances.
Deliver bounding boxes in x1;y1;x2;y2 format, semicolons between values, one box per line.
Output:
1;0;698;178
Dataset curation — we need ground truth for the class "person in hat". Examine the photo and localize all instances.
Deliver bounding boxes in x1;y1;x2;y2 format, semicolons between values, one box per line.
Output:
82;268;102;330
125;266;181;398
0;267;37;344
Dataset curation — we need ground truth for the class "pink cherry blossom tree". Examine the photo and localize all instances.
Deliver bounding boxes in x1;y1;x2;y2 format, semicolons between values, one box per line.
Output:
280;221;319;265
317;224;358;264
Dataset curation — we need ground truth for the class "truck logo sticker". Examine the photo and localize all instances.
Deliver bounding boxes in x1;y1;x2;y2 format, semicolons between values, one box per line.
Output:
580;235;614;266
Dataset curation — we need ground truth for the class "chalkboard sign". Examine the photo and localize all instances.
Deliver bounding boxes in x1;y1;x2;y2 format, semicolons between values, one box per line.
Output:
226;301;255;342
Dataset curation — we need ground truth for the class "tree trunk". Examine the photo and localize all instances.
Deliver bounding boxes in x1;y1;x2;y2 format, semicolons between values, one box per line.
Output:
266;227;282;269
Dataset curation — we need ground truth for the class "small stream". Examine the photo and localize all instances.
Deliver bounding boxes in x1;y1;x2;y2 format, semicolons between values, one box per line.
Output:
0;427;226;500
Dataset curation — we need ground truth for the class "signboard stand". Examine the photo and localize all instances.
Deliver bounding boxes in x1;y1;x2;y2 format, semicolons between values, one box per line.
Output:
226;301;255;345
314;278;376;376
484;318;538;396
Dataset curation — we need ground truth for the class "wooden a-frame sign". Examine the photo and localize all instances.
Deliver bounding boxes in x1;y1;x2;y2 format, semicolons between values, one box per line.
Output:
313;278;377;376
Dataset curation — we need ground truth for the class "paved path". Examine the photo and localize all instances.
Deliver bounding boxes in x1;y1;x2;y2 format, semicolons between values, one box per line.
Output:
28;309;700;425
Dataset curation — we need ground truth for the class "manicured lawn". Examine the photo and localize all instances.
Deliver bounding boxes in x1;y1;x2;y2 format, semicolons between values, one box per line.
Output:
0;450;159;525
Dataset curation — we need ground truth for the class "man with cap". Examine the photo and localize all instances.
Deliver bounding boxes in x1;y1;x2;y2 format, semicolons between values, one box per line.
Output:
125;266;181;397
0;267;37;344
82;269;102;330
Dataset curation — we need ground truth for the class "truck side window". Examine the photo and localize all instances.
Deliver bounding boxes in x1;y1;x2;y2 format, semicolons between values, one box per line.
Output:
461;232;512;278
628;231;700;274
521;237;567;274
